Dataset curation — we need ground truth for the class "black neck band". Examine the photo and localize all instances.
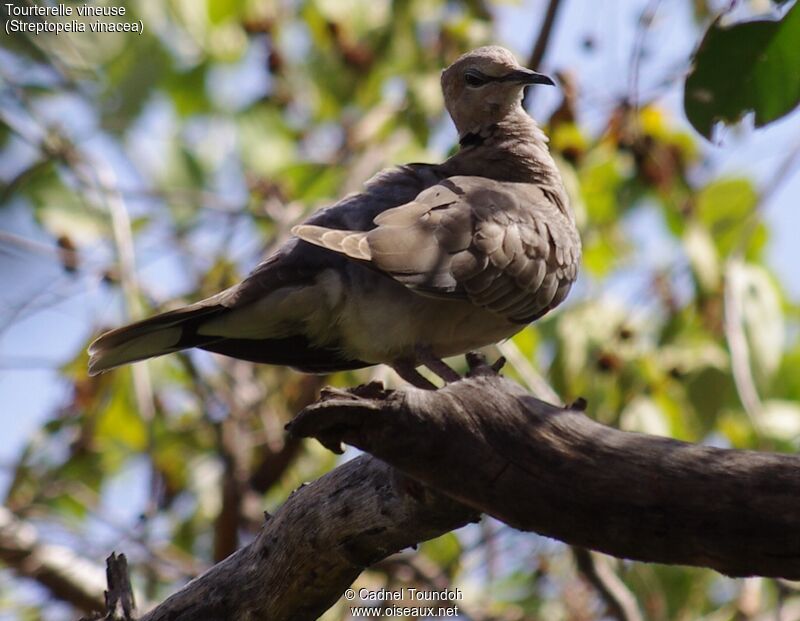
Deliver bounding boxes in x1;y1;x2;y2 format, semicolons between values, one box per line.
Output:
459;132;484;148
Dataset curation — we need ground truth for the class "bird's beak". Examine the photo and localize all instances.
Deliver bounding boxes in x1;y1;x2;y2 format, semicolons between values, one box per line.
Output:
501;68;555;86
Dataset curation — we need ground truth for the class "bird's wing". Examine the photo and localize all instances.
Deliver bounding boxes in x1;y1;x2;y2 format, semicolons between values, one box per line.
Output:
294;175;581;323
214;163;446;308
88;164;445;374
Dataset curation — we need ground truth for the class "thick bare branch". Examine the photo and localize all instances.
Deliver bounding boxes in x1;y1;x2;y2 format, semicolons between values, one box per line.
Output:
90;367;800;619
138;454;476;621
289;371;800;579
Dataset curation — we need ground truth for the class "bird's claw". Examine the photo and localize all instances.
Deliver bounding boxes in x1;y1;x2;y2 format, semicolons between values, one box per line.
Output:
466;352;506;377
319;381;390;402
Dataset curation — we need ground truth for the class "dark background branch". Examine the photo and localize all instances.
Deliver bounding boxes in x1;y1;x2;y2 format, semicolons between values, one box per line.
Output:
572;547;643;621
523;0;564;108
0;507;106;613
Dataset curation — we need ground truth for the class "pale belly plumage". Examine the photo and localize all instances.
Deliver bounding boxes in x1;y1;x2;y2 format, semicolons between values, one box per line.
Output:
321;267;523;364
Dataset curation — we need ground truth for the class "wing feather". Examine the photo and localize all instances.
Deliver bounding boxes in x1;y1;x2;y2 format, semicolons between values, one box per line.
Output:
293;175;581;323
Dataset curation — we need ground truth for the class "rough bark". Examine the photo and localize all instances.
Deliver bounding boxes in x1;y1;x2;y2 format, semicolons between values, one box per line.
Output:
288;368;800;579
79;554;137;621
137;453;476;621
93;363;800;620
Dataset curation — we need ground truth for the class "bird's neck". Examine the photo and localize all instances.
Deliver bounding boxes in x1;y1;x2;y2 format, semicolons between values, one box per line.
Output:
446;107;566;193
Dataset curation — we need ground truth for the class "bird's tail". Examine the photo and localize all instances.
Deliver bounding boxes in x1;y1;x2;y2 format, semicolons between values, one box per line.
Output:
88;304;223;376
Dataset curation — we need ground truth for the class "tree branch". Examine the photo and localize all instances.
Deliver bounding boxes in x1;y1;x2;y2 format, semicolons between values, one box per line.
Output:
0;507;106;613
526;0;563;71
523;0;564;108
572;547;643;621
99;363;800;619
103;553;136;620
79;553;137;621
289;367;800;579
137;453;477;621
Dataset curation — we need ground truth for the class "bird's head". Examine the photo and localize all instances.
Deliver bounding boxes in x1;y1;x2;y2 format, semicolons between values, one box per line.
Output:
441;46;554;138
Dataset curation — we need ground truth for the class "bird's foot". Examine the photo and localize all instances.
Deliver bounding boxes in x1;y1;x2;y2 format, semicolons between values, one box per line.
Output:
417;351;462;384
391;360;438;390
414;347;463;386
320;381;389;401
465;351;506;377
392;350;506;389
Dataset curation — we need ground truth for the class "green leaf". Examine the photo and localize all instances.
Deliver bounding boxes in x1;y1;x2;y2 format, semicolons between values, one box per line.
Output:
238;107;297;175
95;373;147;452
771;340;800;400
578;149;625;225
101;33;169;130
22;164;108;243
694;178;759;257
207;0;245;24
685;3;800;138
685;366;737;423
582;232;620;277
167;64;212;117
420;532;462;574
280;162;343;202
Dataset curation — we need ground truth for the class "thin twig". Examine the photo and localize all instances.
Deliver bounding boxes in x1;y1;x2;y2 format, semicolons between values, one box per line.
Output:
572;547;644;621
736;134;800;255
73;161;158;423
373;555;483;621
736;577;763;619
0;263;105;338
628;0;663;114
0;230;80;263
494;340;562;405
69;152;162;526
758;137;800;209
91;182;248;214
49;482;205;583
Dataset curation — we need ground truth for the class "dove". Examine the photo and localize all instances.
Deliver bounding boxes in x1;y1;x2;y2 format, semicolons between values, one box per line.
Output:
88;46;581;389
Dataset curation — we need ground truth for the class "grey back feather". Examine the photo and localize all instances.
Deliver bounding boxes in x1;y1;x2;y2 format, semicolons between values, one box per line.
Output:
294;175;580;323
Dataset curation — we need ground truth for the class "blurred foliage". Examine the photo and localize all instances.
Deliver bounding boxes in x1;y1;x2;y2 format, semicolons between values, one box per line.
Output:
1;0;800;620
685;1;800;139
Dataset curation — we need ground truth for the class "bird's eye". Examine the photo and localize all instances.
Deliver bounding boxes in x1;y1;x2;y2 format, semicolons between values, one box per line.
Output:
464;70;487;87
